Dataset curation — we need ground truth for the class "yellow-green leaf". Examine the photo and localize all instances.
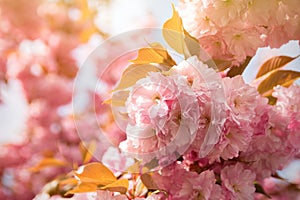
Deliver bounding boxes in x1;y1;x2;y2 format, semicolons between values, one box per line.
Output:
131;45;176;67
256;55;299;78
66;182;97;195
30;158;67;172
112;64;160;91
162;4;200;58
100;179;129;194
79;141;97;164
74;162;116;185
257;70;300;96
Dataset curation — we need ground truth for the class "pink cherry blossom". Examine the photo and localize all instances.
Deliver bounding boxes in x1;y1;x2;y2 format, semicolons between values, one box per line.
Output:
171;56;227;158
221;163;256;200
152;163;222;199
178;0;300;65
102;147;134;172
120;72;199;163
273;84;300;149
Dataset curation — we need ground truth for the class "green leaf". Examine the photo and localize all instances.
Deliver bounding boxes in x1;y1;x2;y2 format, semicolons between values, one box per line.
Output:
257;70;300;96
112;64;161;92
256;55;299;78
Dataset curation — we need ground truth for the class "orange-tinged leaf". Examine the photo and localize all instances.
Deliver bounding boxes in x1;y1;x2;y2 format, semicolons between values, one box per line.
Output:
30;158;67;172
74;162;116;185
162;5;200;58
112;64;161;91
131;45;176;67
100;179;129;194
266;95;277;105
163;4;185;54
149;42;165;49
66;182;98;195
257;70;300;96
256;55;299;78
79;141;97;164
59;177;78;186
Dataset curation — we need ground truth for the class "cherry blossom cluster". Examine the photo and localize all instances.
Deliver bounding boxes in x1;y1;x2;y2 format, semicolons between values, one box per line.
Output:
35;56;300;200
113;56;300;199
178;0;300;65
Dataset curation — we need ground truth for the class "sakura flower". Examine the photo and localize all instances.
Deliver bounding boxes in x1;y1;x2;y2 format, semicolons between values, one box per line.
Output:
179;0;217;37
204;75;268;162
245;0;278;26
178;0;300;65
120;72;200;164
273;85;300;150
198;34;232;62
102;147;134;172
221;163;256;200
95;190;128;200
256;177;300;200
204;0;249;27
209;121;251;161
240;107;295;179
152;163;222;199
171;56;227;158
222;27;265;63
222;75;266;125
170;56;223;92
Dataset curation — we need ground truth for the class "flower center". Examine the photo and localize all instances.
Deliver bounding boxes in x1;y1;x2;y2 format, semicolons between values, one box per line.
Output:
152;93;161;104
